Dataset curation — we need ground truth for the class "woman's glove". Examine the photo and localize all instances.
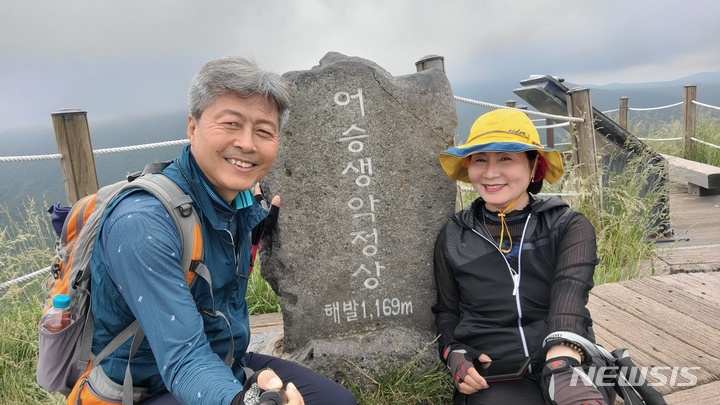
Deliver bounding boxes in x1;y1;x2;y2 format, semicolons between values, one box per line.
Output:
541;356;606;405
443;344;481;389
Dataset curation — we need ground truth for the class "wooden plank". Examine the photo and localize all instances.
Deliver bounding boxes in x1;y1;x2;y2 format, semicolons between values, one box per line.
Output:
590;283;720;357
662;153;720;189
664;380;720;404
249;312;283;330
587;294;718;390
590;329;675;396
650;272;720;306
663;170;720;247
619;277;720;326
654;245;720;273
589;321;677;396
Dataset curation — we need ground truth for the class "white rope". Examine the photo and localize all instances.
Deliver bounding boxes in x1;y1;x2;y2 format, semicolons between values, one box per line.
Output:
602;108;619;114
459;184;584;197
628;101;683;111
536;122;570;130
0;139;188;164
691;137;720;150
93;139;189;155
0;153;62;163
0;266;50;291
454;95;584;123
692;100;720;111
637;137;683;142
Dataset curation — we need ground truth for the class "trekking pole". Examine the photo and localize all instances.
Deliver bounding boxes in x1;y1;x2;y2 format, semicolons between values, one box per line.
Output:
612;349;667;405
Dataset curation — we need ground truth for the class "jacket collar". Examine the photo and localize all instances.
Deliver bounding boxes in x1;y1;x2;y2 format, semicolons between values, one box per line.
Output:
456;194;569;230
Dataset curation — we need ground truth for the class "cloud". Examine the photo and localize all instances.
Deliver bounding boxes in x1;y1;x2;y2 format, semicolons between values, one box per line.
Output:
1;0;719;133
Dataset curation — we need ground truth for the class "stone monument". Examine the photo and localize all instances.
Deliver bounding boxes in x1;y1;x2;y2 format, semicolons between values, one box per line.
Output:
260;52;457;381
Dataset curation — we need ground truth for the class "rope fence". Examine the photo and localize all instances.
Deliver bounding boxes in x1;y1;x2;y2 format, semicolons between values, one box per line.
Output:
2;93;720;289
0;267;50;292
694;100;720;112
601;99;720;148
0;139;189;164
454;95;585;123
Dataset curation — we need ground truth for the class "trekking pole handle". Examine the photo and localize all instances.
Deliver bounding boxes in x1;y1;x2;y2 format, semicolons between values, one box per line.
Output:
614;351;667;405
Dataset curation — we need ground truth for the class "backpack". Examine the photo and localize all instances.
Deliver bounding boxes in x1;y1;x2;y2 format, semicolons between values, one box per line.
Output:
37;162;212;402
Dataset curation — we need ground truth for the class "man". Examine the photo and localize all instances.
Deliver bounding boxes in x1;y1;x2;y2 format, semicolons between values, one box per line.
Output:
67;56;357;405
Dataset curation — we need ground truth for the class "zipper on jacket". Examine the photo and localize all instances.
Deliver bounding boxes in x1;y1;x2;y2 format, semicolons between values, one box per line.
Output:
471;213;533;358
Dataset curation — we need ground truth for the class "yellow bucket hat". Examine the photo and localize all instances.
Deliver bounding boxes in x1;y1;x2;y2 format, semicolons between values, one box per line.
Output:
439;109;564;184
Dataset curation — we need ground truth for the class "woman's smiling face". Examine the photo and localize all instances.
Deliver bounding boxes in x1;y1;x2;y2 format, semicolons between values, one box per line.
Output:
467;151;533;212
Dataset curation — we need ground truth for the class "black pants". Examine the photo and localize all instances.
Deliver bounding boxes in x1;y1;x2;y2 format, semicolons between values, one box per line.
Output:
454;377;546;405
143;352;357;405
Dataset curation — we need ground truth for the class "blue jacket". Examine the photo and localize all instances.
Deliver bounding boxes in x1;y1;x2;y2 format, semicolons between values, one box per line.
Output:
90;145;266;404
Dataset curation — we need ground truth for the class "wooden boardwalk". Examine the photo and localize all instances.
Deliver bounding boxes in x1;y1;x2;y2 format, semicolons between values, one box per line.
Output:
250;176;720;404
589;272;720;403
587;175;720;403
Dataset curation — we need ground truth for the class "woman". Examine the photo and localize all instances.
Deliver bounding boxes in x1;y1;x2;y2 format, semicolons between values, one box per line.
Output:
433;109;614;404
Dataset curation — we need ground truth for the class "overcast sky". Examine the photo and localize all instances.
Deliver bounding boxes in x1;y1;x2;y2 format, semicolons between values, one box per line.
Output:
1;0;718;134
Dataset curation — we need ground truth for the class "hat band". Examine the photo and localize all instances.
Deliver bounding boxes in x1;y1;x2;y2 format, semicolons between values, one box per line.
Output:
466;130;543;147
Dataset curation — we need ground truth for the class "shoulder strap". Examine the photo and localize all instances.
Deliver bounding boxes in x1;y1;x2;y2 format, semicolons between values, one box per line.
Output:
129;174;202;276
75;170;205;377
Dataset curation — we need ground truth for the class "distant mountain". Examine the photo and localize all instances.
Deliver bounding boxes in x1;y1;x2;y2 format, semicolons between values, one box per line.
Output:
578;71;720;90
566;71;720;116
452;72;720;145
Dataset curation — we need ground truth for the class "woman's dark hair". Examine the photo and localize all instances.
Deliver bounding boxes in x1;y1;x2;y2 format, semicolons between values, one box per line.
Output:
526;151;544;194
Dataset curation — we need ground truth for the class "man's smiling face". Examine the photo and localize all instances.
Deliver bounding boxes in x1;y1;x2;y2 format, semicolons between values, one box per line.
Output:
187;93;280;203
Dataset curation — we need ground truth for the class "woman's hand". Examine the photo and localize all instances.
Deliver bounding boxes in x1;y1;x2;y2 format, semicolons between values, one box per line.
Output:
457;353;492;394
444;345;492;394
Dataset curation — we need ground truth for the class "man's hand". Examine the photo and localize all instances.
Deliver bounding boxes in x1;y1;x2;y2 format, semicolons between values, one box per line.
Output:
250;183;281;273
443;345;491;394
234;369;304;405
256;369;303;405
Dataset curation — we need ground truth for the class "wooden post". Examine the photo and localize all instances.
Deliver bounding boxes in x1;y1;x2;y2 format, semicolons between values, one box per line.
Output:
683;85;697;158
505;100;516;108
619;96;629;130
51;109;99;205
415;55;445;72
566;88;602;208
545;118;555;148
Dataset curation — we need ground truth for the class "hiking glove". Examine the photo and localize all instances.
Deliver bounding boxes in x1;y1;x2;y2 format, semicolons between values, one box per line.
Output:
541;356;607;405
232;369;287;405
443;344;481;389
252;186;280;245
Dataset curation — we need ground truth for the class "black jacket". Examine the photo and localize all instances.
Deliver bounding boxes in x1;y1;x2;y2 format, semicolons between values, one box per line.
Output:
433;195;598;373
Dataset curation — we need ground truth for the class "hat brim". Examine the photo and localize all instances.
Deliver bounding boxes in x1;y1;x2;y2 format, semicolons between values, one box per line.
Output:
439;142;565;184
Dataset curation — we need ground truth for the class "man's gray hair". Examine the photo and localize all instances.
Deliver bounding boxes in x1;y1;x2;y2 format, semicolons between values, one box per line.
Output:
188;56;292;129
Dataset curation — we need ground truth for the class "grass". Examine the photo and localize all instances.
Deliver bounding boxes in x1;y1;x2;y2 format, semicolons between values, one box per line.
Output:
1;114;718;404
630;110;720;165
345;343;453;405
